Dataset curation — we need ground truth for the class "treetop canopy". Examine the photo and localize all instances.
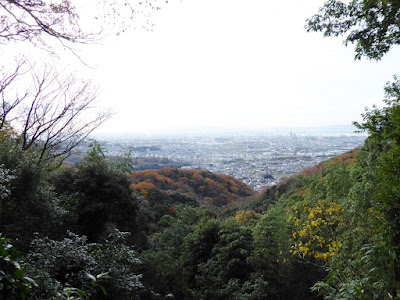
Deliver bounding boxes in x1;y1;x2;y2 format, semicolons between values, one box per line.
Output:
306;0;400;60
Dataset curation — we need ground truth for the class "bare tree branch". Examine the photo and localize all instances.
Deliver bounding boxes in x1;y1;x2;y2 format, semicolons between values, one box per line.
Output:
0;59;28;131
0;0;92;43
0;0;169;51
0;60;112;167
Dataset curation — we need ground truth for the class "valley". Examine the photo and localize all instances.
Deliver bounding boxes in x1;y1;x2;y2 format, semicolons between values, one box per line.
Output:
89;133;366;191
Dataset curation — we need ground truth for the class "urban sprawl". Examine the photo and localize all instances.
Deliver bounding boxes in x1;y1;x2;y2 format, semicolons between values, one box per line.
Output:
86;133;366;191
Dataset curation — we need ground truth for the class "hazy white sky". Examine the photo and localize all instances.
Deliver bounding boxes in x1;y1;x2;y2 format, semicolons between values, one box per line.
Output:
6;0;400;135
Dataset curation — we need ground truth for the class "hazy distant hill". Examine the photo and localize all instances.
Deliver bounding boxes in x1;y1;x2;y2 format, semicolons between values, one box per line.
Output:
131;168;255;207
91;123;361;138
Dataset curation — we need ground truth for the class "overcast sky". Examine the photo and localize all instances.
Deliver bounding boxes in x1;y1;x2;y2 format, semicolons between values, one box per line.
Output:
6;0;400;135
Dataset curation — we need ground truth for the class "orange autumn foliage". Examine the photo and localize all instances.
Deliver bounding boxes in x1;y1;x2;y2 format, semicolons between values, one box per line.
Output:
131;168;254;207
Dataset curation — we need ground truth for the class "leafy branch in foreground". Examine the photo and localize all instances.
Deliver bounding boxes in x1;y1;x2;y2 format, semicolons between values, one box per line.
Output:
306;0;400;60
0;233;36;299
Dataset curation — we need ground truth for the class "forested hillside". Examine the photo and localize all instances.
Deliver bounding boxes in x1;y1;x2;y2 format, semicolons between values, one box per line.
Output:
2;0;400;299
131;168;254;207
2;76;400;298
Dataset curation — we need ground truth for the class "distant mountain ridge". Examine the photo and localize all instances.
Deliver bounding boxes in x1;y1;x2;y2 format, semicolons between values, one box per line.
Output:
91;124;362;139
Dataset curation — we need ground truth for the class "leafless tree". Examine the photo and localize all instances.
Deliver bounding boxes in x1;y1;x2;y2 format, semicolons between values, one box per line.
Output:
0;59;28;130
0;0;167;49
0;0;167;166
0;59;112;166
0;0;93;46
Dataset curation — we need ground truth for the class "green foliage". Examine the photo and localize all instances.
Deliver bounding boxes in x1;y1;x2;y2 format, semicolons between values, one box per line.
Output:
271;78;400;299
252;205;291;269
140;205;199;299
306;0;400;60
83;141;106;166
181;218;257;299
355;76;400;143
277;143;400;299
0;130;62;251
254;176;301;211
250;205;323;300
353;76;400;295
4;74;400;300
25;230;143;299
146;188;198;223
52;142;149;247
0;234;35;300
58;287;89;300
0;165;13;201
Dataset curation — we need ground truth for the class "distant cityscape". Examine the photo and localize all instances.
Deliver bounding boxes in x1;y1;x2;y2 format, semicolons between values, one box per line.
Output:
83;130;366;191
